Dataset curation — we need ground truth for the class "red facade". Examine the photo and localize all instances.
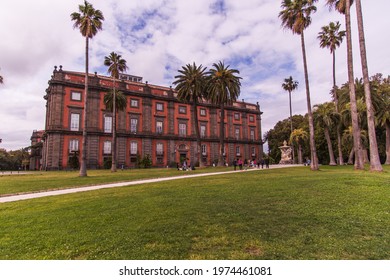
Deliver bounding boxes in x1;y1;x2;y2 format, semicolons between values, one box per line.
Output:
41;67;263;170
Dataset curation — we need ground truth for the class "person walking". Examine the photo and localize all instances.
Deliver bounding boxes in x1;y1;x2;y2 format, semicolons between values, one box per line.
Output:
233;158;237;171
238;158;243;170
244;159;248;170
264;157;269;169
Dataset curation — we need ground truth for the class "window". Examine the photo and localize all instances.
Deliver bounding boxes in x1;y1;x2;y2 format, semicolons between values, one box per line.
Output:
104;116;112;133
179;123;187;136
130;118;138;133
103;141;111;154
156;143;164;155
179;106;187;114
235;127;240;140
69;139;79;152
71;91;81;101
250;128;255;141
251;147;256;156
130;99;139;108
200;108;206;116
249;115;255;122
201;144;207;155
156;102;164;111
200;124;206;138
70;113;80;131
236;146;241;156
130;142;137;155
156;121;163;134
234;112;240;120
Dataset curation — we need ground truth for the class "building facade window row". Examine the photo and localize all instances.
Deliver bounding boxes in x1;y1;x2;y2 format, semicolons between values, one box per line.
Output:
40;68;263;170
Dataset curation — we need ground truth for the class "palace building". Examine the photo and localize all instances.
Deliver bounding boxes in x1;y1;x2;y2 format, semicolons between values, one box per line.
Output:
40;66;263;170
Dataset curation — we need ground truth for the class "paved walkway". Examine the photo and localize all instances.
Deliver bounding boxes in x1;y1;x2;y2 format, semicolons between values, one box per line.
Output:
0;171;32;176
0;165;300;203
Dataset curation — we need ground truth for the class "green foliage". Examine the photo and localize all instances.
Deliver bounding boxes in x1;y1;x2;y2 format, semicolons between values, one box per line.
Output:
265;115;307;162
267;73;389;165
104;52;128;79
173;62;207;103
103;157;112;169
70;1;104;38
139;154;152;169
67;152;80;170
0;148;30;171
103;90;127;112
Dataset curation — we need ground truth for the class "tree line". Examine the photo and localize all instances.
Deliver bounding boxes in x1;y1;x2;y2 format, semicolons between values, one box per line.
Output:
0;148;30;171
266;73;390;165
278;0;384;171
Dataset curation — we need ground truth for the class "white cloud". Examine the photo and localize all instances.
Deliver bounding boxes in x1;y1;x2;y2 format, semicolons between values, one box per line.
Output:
0;0;389;150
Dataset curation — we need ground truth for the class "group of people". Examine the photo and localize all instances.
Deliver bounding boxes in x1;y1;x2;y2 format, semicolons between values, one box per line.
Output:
176;157;270;171
232;158;269;171
177;160;195;171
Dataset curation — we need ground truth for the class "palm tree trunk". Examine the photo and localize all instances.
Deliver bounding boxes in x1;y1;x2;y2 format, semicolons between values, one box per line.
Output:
333;51;344;165
300;32;319;171
218;104;225;166
192;101;203;167
355;0;382;171
348;148;354;165
362;148;370;164
288;91;295;163
79;36;89;177
111;78;117;172
324;126;337;165
332;52;337;106
385;120;390;165
298;143;303;164
336;129;344;165
345;0;364;170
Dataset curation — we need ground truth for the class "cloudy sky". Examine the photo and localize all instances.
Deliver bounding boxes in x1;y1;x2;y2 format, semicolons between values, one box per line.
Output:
0;0;389;151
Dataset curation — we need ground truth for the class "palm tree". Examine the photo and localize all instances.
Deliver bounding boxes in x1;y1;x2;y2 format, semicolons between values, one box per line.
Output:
326;0;364;170
282;76;298;163
313;102;338;165
354;0;382;171
318;21;345;165
104;52;128;172
71;1;104;177
318;22;345;105
206;61;241;166
376;76;390;164
103;90;127;168
290;128;308;164
342;126;368;164
279;0;319;170
173;63;207;167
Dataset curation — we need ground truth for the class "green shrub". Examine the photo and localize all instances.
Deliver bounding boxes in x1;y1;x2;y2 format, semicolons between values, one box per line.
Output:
103;157;112;169
68;152;80;170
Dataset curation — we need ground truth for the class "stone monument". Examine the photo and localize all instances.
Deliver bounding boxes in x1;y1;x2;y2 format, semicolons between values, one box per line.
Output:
279;140;292;164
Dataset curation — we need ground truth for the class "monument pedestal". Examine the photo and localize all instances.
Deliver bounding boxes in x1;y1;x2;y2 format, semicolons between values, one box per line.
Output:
279;140;292;164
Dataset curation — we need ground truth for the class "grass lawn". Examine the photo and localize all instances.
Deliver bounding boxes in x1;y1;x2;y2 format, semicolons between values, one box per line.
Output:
0;167;230;196
0;165;389;260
